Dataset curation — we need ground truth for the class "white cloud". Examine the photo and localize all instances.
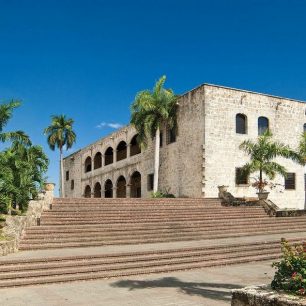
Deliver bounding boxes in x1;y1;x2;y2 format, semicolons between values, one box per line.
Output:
96;122;123;129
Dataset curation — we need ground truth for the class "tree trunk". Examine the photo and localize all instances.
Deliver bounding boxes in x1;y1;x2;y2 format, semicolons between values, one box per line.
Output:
259;169;263;193
60;148;65;198
153;127;160;193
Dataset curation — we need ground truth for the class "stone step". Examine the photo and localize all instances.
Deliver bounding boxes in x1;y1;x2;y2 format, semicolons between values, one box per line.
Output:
23;220;306;239
3;238;302;288
19;227;306;250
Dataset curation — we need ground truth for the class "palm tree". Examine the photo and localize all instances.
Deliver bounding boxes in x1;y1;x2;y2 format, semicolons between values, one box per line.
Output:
239;131;300;193
131;76;177;193
44;115;76;197
0;100;31;145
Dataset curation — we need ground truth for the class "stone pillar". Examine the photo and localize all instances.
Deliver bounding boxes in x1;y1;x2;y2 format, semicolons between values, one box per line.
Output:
127;144;131;158
114;150;117;165
126;183;131;198
113;187;117;198
102;154;105;167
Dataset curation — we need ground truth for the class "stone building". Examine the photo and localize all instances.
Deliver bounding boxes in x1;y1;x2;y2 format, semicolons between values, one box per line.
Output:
63;84;306;209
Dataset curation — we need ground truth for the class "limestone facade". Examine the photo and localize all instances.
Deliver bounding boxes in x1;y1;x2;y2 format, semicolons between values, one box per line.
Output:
63;84;306;209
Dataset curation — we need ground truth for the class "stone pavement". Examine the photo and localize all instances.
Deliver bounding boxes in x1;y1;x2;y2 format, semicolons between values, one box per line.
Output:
0;260;274;306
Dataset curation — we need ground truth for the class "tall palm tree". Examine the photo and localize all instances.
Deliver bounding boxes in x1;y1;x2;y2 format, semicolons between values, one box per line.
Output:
131;76;177;192
44;115;76;197
239;131;300;192
0;100;31;145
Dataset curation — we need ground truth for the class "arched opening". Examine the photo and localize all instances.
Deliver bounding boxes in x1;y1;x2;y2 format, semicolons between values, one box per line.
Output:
130;171;141;198
117;141;127;161
116;176;126;198
258;116;269;135
104;147;113;166
94;152;102;169
84;185;91;198
236;113;247;134
130;135;141;156
94;182;102;198
84;157;92;173
304;123;306;133
104;179;113;198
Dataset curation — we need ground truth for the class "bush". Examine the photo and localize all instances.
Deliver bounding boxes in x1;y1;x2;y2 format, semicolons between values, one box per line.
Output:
151;191;175;198
271;239;306;296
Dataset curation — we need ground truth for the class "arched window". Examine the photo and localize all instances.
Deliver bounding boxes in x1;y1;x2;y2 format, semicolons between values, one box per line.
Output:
104;147;113;166
258;116;269;135
94;182;101;198
104;179;113;198
84;157;92;173
130;135;141;156
236;113;247;134
94;152;102;169
116;176;126;198
303;123;306;133
130;171;141;198
117;141;127;161
84;185;91;198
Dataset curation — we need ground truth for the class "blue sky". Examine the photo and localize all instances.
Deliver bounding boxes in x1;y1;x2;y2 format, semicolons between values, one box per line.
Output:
0;0;306;195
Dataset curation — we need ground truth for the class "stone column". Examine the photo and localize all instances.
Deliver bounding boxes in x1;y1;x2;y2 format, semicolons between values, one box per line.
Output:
113;150;117;165
113;187;117;198
102;154;105;167
127;143;131;158
126;183;131;198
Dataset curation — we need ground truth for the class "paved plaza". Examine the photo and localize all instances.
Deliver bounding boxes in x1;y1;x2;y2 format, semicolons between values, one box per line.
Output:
0;261;274;306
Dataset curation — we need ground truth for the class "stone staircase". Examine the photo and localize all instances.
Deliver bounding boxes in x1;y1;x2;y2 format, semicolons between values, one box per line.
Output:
0;197;305;288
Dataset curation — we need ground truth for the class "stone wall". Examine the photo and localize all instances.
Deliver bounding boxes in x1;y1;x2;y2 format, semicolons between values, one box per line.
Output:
204;85;305;209
232;285;306;306
0;191;53;256
63;86;206;199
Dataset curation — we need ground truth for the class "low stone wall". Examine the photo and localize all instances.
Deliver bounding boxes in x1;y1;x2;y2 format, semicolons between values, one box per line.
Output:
232;285;306;306
0;191;53;256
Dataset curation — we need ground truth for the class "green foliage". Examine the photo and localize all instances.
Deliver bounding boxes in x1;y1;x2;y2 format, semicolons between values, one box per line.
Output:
151;191;175;198
271;239;306;296
239;131;300;192
298;132;306;165
44;115;76;152
0;101;49;214
130;75;178;148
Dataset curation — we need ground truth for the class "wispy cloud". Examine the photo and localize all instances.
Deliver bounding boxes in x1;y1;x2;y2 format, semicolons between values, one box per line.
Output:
96;122;123;129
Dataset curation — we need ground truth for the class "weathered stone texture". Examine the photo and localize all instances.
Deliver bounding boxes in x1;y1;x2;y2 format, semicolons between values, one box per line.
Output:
63;84;305;209
0;191;53;256
204;85;305;209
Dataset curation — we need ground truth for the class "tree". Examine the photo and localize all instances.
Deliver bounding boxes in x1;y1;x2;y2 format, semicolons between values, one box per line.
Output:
130;76;177;192
44;115;76;197
0;100;31;145
239;131;300;192
0;142;49;213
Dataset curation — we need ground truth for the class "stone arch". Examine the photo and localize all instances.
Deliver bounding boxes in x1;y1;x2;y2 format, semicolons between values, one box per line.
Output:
94;152;102;169
84;157;92;173
94;182;102;198
130;134;141;156
117;141;127;161
236;113;247;134
116;175;126;198
104;179;113;198
258;116;269;135
104;147;113;166
84;185;91;198
130;171;141;198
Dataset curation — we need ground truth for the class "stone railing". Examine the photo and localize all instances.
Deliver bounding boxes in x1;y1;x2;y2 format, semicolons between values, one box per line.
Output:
259;199;306;217
0;190;53;256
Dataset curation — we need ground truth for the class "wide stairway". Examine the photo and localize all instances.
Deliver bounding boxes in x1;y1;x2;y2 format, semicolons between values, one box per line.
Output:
0;197;305;287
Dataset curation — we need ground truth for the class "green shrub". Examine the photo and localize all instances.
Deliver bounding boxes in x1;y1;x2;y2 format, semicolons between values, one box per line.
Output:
151;191;175;198
271;239;306;296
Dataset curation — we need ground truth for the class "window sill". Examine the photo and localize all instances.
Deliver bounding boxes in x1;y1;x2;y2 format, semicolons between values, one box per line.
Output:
235;184;250;187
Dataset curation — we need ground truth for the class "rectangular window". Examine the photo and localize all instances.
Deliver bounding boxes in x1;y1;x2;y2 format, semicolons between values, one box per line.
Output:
71;179;74;190
66;171;69;181
235;168;248;185
147;174;154;191
285;173;296;190
166;126;176;144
